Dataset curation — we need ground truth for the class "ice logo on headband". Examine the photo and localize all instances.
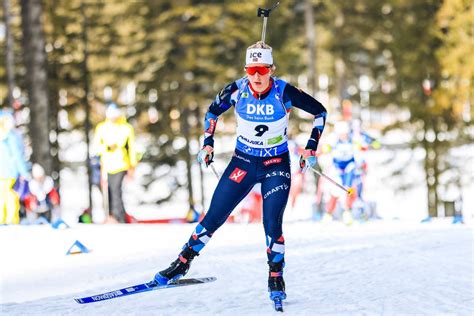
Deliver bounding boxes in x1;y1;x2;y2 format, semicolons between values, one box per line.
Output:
246;48;273;66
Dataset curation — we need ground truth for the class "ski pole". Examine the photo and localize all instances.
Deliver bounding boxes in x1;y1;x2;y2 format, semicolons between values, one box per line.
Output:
210;164;221;180
310;167;354;195
257;1;280;43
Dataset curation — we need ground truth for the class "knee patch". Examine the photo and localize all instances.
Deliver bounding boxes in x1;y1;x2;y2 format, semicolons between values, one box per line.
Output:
266;235;285;263
186;223;214;252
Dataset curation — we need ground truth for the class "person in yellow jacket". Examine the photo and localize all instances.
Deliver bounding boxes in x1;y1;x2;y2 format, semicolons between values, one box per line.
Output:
94;103;137;223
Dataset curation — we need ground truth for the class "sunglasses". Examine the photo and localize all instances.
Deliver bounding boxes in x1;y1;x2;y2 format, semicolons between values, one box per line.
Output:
245;66;271;76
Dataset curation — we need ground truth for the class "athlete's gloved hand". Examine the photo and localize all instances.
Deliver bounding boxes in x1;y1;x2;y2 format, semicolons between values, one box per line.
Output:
197;145;214;167
299;149;317;173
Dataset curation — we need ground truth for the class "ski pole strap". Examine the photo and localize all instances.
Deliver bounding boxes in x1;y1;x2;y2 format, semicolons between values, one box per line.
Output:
310;167;353;195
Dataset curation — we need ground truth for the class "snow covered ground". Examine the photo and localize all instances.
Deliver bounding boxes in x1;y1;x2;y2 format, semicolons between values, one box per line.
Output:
1;219;472;315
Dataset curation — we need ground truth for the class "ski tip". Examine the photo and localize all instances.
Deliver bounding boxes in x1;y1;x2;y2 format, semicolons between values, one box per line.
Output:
196;276;217;282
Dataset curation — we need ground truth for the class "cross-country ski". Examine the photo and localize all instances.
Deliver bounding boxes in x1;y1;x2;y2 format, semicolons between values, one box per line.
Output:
75;277;216;304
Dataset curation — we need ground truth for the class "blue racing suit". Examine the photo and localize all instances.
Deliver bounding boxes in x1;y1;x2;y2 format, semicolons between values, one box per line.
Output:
185;77;326;264
332;139;357;188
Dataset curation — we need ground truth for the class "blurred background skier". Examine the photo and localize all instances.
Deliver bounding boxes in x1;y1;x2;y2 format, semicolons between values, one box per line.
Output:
324;120;357;224
322;119;381;223
152;40;327;304
350;119;381;219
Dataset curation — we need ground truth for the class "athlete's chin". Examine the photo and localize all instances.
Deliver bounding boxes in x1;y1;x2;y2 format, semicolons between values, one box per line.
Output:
252;82;264;91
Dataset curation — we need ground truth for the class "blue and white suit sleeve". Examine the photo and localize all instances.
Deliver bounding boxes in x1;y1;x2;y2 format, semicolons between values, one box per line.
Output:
283;84;327;150
203;81;240;147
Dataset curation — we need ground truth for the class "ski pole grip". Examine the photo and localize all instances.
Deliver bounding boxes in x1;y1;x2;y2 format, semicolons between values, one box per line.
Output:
257;8;271;17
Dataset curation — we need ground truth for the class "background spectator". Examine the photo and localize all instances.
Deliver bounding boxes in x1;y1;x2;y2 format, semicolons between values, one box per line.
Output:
23;163;60;223
0;109;29;224
93;103;137;223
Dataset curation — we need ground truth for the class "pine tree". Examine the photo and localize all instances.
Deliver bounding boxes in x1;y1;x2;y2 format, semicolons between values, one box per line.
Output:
21;0;51;174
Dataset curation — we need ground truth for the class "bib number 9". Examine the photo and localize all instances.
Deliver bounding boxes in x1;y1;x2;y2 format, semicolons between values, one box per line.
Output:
254;124;269;137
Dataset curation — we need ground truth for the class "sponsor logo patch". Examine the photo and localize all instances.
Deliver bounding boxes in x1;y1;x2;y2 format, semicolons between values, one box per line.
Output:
263;183;289;199
229;168;247;183
250;51;262;59
265;171;291;179
205;118;216;134
246;104;275;115
233;153;251;163
263;157;282;166
267;135;283;145
238;135;263;146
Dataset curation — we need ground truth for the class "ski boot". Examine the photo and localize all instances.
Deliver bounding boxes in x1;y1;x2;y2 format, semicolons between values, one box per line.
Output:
452;214;464;224
154;247;199;285
268;261;286;301
322;212;334;223
342;209;353;225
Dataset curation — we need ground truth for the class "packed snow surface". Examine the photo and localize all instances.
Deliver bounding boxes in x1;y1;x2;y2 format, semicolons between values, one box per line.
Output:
1;219;472;315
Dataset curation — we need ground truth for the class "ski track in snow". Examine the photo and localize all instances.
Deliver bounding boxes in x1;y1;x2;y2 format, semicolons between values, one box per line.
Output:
0;219;473;315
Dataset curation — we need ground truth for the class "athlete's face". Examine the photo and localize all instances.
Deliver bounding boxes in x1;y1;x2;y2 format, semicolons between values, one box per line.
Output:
245;63;273;92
